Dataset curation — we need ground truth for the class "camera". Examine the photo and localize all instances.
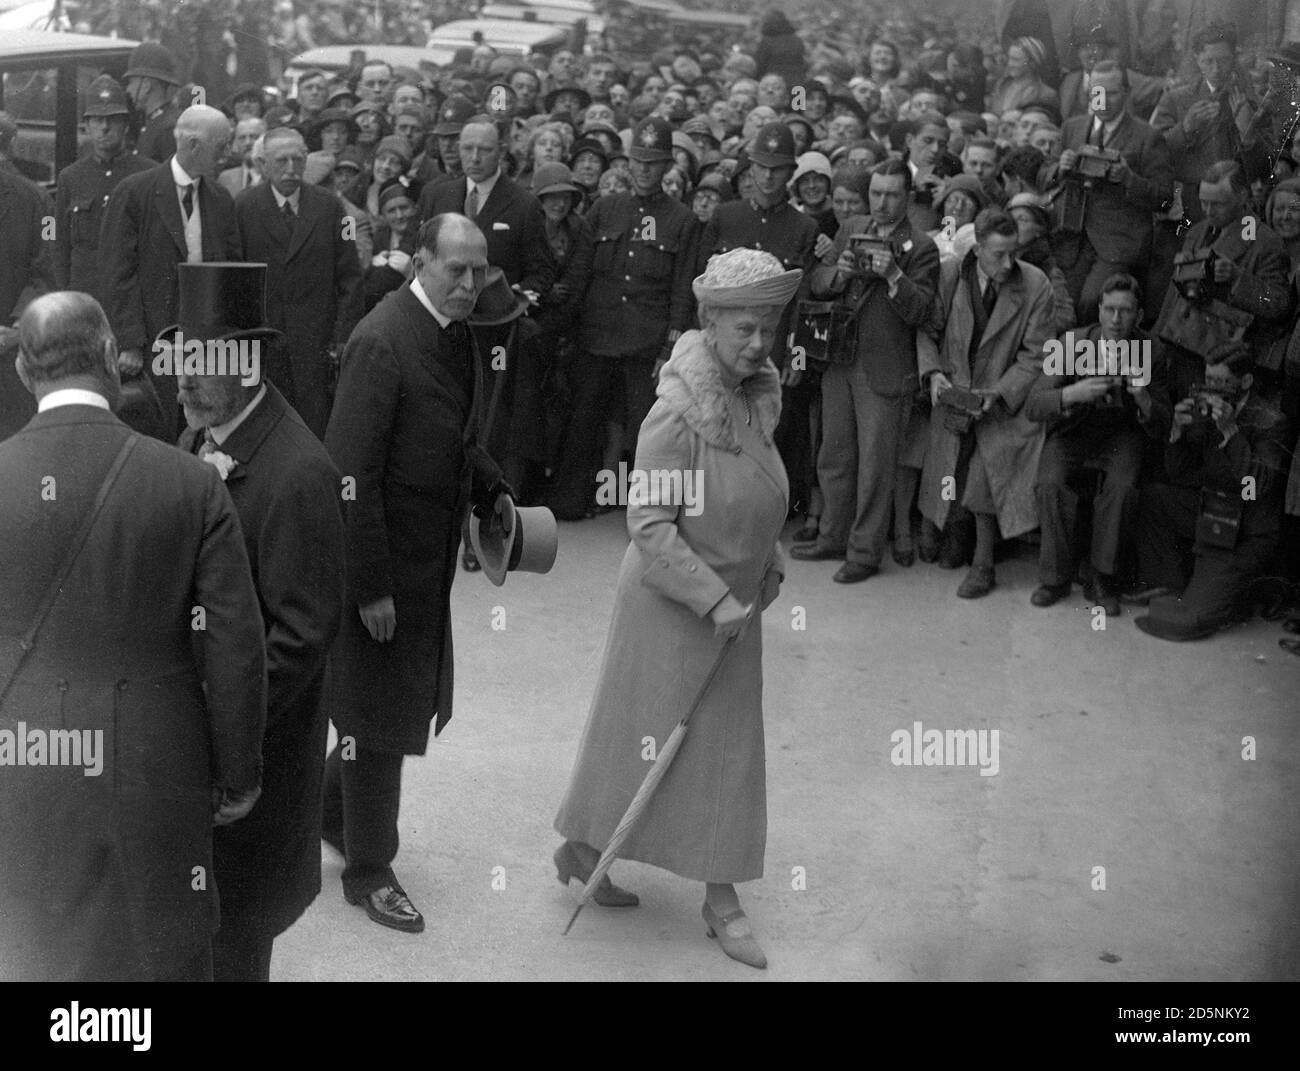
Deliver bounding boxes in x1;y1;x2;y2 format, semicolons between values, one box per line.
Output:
848;233;899;273
1188;382;1238;419
1172;249;1216;304
1065;145;1123;181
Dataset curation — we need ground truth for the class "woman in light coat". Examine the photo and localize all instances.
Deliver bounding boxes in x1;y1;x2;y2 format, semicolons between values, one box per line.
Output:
554;249;798;970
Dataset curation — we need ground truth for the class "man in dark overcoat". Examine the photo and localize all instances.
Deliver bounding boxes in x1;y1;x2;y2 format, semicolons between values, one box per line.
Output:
0;292;266;982
234;127;362;439
321;213;509;933
174;263;347;981
99;105;242;440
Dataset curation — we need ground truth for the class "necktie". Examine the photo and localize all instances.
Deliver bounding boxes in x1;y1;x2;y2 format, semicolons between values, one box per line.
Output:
465;184;479;218
181;183;195;220
1093;120;1105;149
282;199;295;227
982;279;998;318
197;429;216;458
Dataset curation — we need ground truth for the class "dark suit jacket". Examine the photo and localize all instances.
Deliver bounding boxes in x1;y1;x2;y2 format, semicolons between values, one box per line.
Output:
234;182;363;435
180;385;345;935
1151;76;1263;214
1055;112;1173;266
417;171;555;295
1058;68;1163;123
99;160;243;353
0;168;54;323
811;215;940;396
323;283;503;752
0;405;265;980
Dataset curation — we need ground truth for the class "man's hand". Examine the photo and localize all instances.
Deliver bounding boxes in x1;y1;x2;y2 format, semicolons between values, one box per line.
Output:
1183;98;1218;136
1212;257;1239;285
387;250;412;275
814;233;835;262
836;248;857;274
1063;376;1119;406
975;386;1000;414
1058;148;1079;173
709;592;753;640
118;347;143;377
212;785;261;826
1169;397;1197;441
359;595;396;643
1207;393;1237;440
1106;155;1132;184
929;370;953;407
780;364;803;388
867;247;898;280
1127;379;1152;416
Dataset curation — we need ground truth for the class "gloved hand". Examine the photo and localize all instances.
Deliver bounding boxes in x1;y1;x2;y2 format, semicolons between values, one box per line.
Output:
471;477;515;521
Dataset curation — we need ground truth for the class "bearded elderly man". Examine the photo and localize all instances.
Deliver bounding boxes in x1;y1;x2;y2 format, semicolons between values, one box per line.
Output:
321;214;510;933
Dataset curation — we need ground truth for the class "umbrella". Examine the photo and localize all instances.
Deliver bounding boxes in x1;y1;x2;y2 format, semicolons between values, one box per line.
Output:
562;619;749;936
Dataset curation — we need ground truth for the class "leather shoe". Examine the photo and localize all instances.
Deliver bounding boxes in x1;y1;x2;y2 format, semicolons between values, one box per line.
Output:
553;842;639;907
957;565;995;599
833;561;878;584
1030;582;1071;607
891;542;915;567
792;519;820;543
937;537;966;570
790;543;845;561
348;884;425;933
703;902;767;970
1084;574;1121;616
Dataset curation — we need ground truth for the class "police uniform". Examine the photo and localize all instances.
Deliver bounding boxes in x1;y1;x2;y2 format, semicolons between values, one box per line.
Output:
123;43;183;162
546;117;700;518
54;76;154;292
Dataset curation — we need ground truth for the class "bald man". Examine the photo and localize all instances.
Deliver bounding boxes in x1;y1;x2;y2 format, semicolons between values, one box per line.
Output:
100;105;244;439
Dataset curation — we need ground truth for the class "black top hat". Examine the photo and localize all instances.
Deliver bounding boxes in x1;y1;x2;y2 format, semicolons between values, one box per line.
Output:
156;263;281;346
82;74;131;119
469;267;531;326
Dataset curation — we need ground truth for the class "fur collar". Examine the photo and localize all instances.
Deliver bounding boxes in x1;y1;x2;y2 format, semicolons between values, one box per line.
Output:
656;329;782;449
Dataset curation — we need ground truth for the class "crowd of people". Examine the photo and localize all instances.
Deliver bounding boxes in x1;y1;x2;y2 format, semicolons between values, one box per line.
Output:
2;2;1300;982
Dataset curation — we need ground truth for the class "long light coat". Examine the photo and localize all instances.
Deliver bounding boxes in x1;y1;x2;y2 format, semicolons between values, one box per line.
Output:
918;252;1054;538
555;331;787;883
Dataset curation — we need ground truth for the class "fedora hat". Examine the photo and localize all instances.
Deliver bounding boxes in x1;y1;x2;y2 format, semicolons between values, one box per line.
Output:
155;262;282;347
470;496;558;587
469;267;531;326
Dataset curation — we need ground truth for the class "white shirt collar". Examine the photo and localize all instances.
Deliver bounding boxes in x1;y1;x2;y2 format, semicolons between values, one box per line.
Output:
1092;113;1124;137
468;168;502;206
271;184;300;211
171;155;197;189
410;276;452;328
208;385;267;446
38;389;111;413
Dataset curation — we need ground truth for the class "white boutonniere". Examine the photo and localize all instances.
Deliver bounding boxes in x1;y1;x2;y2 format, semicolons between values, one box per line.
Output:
901;239;914;253
204;451;237;481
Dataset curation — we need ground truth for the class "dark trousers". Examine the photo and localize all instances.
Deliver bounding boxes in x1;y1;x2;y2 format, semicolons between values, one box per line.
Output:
321;741;405;901
775;370;819;517
1035;424;1144;584
1063;232;1143;326
1137;482;1279;625
155;943;213;982
211;918;274;982
545;347;659;514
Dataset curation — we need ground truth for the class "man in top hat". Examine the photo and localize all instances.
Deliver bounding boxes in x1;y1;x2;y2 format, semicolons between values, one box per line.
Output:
124;42;186;163
700;121;818;514
0;290;266;981
173;262;347;981
55;76;154;294
234;126;362;439
418;117;555;519
321;213;513;933
99;105;242;441
544;115;700;520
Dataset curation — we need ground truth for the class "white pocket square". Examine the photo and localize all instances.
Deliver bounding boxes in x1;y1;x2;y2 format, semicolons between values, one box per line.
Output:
492;221;510;231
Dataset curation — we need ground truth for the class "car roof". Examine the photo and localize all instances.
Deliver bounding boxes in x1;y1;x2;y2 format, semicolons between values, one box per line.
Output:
428;18;570;49
0;28;138;68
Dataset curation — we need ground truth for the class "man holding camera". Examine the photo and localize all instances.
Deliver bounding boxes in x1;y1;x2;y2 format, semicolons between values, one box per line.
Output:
1051;61;1172;326
795;160;939;583
1025;274;1168;615
1133;343;1290;641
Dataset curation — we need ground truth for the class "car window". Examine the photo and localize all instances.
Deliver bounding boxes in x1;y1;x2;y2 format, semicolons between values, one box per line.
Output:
5;63;109;185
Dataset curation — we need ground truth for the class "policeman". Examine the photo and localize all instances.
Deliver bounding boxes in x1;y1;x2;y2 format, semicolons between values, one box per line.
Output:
699;121;818;510
544;115;701;519
54;75;154;292
124;43;185;162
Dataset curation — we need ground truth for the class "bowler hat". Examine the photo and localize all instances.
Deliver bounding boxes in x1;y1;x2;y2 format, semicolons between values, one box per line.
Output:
82;75;131;119
156;263;282;347
748;122;797;168
469;267;532;327
470;495;559;587
124;42;179;85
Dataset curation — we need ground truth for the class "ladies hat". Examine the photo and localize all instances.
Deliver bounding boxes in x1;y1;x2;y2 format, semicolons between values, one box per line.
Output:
326;83;358;108
470;494;559;587
308;107;357;140
1011;36;1048;73
694;172;734;202
1006;190;1051;229
935;173;989;213
693;247;802;308
377;174;422;211
374;135;413;169
543;85;592;114
532;162;582;199
790;151;833;188
332;146;365;173
569;137;609;166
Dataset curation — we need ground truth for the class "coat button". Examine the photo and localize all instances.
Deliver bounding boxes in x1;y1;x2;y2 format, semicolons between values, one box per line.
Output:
625;275;631;280
628;251;634;257
688;564;697;572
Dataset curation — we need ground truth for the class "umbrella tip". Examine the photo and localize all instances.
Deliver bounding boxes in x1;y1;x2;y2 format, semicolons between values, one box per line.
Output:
562;902;584;936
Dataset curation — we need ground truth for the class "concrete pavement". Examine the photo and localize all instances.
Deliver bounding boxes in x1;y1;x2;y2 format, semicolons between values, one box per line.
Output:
274;513;1300;981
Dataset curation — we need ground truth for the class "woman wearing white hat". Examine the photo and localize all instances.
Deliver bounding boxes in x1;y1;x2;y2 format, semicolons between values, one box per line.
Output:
554;248;799;970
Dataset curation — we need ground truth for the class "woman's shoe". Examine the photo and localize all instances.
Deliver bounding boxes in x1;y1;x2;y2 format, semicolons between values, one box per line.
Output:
702;902;767;970
553;843;639;907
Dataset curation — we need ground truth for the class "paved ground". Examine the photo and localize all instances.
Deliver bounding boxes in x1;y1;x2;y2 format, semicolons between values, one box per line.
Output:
275;512;1300;981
